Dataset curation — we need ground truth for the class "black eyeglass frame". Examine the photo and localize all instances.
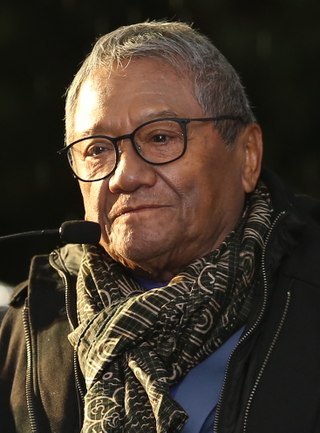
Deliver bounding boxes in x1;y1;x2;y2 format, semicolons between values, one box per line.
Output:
58;115;246;182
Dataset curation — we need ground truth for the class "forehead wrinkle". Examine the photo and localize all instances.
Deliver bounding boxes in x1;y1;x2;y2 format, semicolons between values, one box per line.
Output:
70;60;199;142
73;109;184;142
72;78;111;137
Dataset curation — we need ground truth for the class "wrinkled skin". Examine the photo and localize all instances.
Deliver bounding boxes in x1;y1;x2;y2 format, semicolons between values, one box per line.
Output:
72;58;263;280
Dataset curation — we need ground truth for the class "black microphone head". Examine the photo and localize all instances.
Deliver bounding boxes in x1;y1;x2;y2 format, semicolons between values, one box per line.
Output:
59;220;101;244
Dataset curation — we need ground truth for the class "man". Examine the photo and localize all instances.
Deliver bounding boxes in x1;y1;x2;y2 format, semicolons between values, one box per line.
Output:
1;20;320;433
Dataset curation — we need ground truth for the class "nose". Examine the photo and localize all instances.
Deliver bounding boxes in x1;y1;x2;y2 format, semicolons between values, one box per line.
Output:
108;139;157;193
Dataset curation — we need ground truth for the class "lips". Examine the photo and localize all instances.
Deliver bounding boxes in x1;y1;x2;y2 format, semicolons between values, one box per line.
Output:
110;204;167;222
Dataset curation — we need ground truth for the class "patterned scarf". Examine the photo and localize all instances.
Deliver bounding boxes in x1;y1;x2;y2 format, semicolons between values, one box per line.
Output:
68;182;273;433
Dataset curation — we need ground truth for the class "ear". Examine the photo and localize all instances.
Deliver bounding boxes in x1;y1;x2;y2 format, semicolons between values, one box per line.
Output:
240;123;263;193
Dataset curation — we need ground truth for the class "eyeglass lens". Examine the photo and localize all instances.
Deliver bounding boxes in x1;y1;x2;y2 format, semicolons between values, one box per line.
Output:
68;119;186;181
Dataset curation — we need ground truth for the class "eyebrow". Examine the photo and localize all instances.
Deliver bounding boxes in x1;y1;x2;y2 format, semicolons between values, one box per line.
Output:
75;110;180;139
142;110;179;121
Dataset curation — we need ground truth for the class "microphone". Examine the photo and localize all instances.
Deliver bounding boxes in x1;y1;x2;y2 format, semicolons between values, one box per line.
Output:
0;220;101;244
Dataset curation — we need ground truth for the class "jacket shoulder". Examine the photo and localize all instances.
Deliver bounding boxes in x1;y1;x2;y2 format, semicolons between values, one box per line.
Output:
294;194;320;226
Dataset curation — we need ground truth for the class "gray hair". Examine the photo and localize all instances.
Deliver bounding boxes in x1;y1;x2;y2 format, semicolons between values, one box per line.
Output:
65;20;256;144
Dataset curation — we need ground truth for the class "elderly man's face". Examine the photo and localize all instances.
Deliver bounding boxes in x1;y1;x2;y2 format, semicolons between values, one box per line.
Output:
73;58;262;280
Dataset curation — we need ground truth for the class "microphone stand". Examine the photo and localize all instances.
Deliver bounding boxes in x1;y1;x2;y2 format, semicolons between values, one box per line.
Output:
0;221;101;244
0;229;58;242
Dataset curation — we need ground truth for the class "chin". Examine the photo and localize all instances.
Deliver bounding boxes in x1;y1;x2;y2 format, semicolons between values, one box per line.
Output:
102;240;155;273
100;238;138;267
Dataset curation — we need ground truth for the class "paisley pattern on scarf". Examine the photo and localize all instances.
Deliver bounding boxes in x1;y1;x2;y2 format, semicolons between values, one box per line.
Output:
68;181;273;433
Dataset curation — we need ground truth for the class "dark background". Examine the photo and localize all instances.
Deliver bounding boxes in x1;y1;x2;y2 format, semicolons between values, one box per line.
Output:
1;0;320;285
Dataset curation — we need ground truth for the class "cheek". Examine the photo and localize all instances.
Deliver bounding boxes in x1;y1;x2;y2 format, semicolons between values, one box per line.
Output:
181;155;239;216
79;182;103;220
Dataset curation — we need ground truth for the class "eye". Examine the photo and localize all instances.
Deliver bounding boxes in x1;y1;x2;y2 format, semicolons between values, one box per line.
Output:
87;144;106;156
144;128;181;146
137;120;183;147
85;140;114;157
150;133;171;144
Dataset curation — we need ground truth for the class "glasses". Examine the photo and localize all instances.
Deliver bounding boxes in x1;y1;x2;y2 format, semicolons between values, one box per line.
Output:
58;115;244;182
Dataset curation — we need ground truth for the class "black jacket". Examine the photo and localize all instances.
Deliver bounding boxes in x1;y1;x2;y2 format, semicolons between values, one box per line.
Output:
1;170;320;433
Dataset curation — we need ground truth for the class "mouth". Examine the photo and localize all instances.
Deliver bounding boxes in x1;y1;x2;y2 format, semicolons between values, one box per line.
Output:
111;205;168;222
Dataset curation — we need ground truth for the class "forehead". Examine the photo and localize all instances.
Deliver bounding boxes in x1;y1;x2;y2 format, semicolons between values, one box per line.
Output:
71;58;203;138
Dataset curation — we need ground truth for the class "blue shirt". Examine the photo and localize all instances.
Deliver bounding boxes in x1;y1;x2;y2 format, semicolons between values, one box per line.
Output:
170;327;243;432
135;276;243;433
